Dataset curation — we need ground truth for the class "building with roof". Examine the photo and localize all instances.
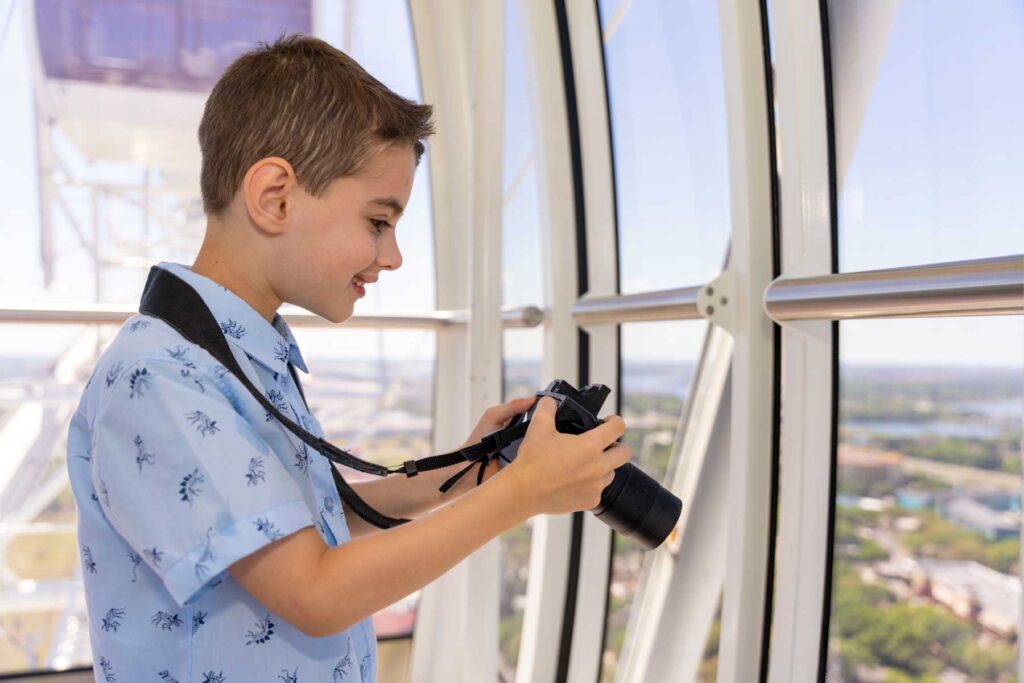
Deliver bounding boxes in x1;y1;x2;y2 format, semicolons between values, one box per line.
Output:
943;496;1020;541
913;559;1020;638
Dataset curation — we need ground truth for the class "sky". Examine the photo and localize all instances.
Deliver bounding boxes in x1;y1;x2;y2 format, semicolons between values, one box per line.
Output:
0;0;1021;367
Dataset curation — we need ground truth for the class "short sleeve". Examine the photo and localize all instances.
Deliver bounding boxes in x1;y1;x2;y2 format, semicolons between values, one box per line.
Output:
91;358;314;606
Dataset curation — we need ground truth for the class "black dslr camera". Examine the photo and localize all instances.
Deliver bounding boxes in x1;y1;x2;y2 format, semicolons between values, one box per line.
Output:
496;380;682;550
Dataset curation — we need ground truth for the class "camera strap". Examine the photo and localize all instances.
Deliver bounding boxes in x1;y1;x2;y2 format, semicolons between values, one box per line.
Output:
138;266;526;529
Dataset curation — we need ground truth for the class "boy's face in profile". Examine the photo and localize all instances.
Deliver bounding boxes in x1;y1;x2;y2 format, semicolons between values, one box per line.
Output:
276;143;415;324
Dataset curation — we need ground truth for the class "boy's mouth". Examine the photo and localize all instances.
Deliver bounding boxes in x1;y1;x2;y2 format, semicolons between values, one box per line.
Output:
351;276;368;298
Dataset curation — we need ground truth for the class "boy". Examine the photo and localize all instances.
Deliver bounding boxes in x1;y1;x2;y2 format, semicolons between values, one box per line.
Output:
67;35;631;682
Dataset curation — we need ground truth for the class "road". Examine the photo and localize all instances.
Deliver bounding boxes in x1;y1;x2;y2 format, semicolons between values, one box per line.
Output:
901;455;1020;492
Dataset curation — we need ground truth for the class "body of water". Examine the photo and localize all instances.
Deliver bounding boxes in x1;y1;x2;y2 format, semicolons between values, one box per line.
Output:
959;398;1024;420
843;420;1003;439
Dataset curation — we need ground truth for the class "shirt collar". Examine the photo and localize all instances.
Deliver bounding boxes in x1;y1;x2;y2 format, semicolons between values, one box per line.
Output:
156;262;309;374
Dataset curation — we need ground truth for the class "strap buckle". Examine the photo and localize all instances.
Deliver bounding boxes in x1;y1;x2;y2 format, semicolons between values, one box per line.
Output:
482;427;513;451
403;459;419;477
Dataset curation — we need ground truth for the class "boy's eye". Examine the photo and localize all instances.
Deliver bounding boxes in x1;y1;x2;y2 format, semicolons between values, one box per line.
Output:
370;219;391;233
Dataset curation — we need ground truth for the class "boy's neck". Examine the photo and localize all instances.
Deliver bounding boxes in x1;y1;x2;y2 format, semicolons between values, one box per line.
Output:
191;240;282;324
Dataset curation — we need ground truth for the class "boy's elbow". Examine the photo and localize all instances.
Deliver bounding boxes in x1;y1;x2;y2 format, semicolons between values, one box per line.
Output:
294;599;357;639
290;601;331;638
229;527;357;639
295;615;335;639
291;548;360;638
299;617;358;639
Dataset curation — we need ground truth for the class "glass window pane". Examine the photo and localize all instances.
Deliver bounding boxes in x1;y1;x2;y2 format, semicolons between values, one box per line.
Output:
597;0;732;292
0;324;106;673
503;330;544;404
601;321;706;681
828;0;1024;271
826;316;1024;680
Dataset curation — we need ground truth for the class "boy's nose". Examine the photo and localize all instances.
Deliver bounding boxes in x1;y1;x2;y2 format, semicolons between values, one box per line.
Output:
378;236;402;271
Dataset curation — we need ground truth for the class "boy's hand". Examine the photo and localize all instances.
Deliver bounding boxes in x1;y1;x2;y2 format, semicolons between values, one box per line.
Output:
457;396;537;454
499;396;631;517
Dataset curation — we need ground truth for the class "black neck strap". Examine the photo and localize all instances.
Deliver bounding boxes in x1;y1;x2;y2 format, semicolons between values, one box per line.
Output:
138;266;523;529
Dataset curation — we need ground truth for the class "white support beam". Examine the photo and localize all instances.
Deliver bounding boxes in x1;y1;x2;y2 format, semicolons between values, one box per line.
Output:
513;2;582;682
715;0;777;680
562;1;620;681
765;0;837;680
407;2;505;681
466;0;506;425
465;1;506;681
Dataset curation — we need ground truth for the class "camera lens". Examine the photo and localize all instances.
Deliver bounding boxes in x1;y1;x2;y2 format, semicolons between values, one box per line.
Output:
592;463;682;551
517;379;682;550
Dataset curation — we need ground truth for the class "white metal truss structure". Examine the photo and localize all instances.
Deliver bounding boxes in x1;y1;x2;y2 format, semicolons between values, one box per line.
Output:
2;0;1023;681
22;0;209;298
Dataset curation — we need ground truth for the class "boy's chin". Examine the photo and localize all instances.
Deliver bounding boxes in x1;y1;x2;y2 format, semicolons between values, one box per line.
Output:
317;302;355;324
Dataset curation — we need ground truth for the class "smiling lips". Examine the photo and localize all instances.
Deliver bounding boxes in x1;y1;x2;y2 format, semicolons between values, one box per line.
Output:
351;275;376;298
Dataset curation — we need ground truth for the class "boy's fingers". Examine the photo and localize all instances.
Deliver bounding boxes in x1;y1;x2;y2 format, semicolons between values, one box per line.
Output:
488;396;534;423
496;396;533;413
530;396;557;427
500;397;537;426
604;442;633;470
586;414;626;447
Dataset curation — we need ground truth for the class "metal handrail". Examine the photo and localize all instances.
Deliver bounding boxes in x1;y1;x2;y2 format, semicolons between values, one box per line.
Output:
571;286;703;326
571;255;1022;326
0;304;544;329
1;255;1019;329
764;254;1023;321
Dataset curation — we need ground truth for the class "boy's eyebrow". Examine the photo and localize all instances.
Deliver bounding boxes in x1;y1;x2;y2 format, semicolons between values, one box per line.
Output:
369;197;405;216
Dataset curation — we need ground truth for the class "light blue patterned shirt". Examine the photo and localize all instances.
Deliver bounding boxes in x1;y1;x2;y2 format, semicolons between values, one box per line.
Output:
67;262;376;683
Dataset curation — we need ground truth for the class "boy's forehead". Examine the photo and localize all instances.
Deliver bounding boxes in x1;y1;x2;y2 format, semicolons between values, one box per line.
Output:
363;142;416;177
315;142;415;210
347;145;415;203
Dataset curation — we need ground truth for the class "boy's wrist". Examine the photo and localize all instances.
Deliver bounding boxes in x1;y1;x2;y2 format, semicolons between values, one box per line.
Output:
487;466;537;525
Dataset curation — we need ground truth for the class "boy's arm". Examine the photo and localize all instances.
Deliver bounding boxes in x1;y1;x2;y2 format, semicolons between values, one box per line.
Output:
340;457;502;538
338;396;535;539
231;467;531;637
230;396;630;639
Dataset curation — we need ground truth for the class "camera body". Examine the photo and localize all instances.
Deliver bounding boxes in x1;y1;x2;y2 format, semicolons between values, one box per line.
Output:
495;379;682;550
495;379;610;465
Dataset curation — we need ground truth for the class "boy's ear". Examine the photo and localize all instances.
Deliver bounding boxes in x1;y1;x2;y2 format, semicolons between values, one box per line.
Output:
242;157;297;235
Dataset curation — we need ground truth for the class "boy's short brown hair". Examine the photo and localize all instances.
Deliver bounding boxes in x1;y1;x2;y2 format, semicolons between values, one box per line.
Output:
199;34;435;216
